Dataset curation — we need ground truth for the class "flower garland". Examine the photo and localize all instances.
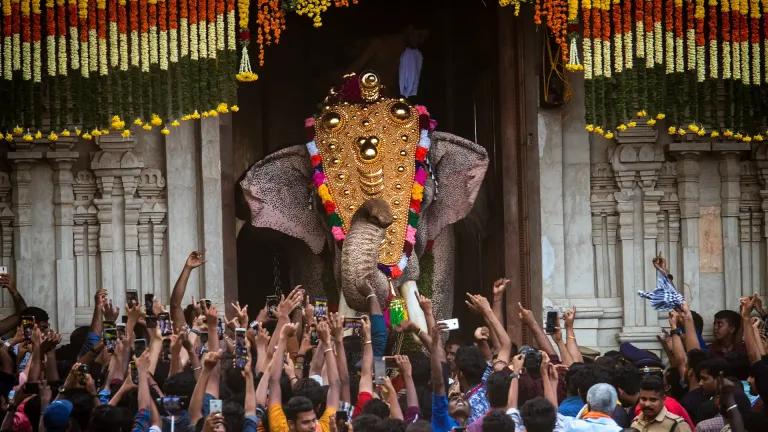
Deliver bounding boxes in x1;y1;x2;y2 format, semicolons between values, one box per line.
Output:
21;0;30;80
304;106;435;280
739;0;748;84
707;0;717;79
722;0;731;78
45;0;55;77
11;0;19;73
695;0;705;82
645;0;654;68
583;0;592;80
664;0;674;73
31;0;41;83
749;0;759;85
654;0;663;66
88;0;97;74
295;0;330;28
78;0;88;78
732;0;741;80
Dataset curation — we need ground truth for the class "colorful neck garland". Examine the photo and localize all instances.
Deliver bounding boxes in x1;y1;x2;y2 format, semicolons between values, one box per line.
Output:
305;104;436;280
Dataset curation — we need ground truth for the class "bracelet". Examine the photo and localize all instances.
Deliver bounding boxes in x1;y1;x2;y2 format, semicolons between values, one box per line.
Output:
364;340;372;345
324;348;333;354
726;404;738;413
290;376;298;382
567;336;576;340
192;366;202;371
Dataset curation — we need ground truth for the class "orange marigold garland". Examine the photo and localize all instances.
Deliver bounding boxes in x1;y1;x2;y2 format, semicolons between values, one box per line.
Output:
653;0;662;67
96;0;107;76
674;0;683;73
707;0;717;79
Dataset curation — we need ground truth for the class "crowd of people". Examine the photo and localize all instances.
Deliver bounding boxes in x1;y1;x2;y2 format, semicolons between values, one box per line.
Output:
0;251;767;432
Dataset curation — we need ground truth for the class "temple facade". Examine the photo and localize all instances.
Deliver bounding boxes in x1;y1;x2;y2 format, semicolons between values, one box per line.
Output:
540;76;768;353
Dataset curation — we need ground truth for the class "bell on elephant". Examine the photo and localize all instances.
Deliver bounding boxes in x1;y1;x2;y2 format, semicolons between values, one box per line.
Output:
240;71;489;331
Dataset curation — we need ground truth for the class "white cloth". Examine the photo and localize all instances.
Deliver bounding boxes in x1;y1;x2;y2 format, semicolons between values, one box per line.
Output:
399;48;423;97
564;418;622;432
506;407;574;432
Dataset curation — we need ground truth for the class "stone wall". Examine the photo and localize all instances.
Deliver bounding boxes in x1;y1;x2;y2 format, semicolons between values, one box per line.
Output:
0;117;235;339
540;77;768;353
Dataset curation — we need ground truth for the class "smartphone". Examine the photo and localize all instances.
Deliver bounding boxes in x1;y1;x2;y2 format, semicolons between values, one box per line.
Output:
437;318;459;331
103;320;116;330
21;315;35;341
314;297;328;319
121;315;128;324
145;294;155;316
158;395;188;414
343;317;362;336
209;398;222;414
126;290;139;306
266;295;279;318
161;338;172;362
103;327;118;353
249;320;260;331
130;360;139;384
336;410;349;432
146;315;157;329
545;310;558;334
134;338;147;357
116;323;126;338
158;312;172;336
24;382;39;394
78;363;89;385
199;298;212;309
383;356;398;369
233;328;248;368
310;325;319;346
0;266;7;275
374;357;386;385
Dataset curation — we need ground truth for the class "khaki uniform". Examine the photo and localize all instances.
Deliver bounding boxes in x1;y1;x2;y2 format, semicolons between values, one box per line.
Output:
630;407;692;432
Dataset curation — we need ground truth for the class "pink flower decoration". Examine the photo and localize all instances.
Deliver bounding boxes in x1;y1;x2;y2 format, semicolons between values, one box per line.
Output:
305;117;316;128
405;225;417;244
331;226;346;241
429;119;438;131
415;105;430;116
414;167;427;185
312;171;326;187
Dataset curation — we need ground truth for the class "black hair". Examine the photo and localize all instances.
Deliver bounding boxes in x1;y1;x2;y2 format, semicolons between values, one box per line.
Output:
60;388;96;431
611;364;641;395
405;420;431;432
714;310;742;333
696;357;729;380
664;368;686;401
163;371;197;399
455;345;487;386
293;378;328;414
691;311;704;334
572;364;612;399
486;371;513;408
724;352;750;381
88;405;133;432
482;409;516;432
686;349;709;373
224;366;246;395
20;306;49;323
362;398;391;419
564;363;587;395
409;351;430;386
519;397;556;432
284;396;315;421
639;375;665;395
376;418;407;432
222;400;245;432
352;414;382;432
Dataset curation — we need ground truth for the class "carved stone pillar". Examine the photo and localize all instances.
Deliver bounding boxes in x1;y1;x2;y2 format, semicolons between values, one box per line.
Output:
657;161;680;278
73;171;98;310
91;134;143;308
590;162;618;299
669;143;706;311
8;140;45;319
752;144;768;298
137;168;167;298
0;172;13;308
717;144;748;309
47;138;79;332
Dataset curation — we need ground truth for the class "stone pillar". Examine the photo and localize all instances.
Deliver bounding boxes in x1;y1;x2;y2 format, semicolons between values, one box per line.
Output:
8;141;45;319
590;162;618;299
47;138;79;333
91;134;143;307
751;144;768;298
137;168;167;298
200;117;225;308
0;172;13;308
643;189;664;326
717;147;745;309
669;143;707;311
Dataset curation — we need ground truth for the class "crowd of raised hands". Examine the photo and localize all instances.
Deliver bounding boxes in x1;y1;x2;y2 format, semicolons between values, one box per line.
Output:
3;252;768;432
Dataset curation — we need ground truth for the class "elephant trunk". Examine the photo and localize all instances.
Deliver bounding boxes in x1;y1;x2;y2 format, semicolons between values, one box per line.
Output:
341;198;393;311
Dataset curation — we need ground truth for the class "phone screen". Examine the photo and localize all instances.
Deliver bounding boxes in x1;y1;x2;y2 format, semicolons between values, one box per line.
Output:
234;329;247;369
217;318;225;340
266;296;279;318
545;311;558;334
209;399;222;414
103;328;118;353
374;357;386;385
145;294;155;316
21;316;34;341
126;290;139;306
383;356;398;369
134;338;147;357
314;297;328;319
310;326;319;346
158;312;172;336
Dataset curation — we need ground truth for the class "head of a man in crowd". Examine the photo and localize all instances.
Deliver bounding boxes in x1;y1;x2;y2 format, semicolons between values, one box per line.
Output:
447;391;470;421
377;417;407;432
455;345;487;389
88;405;133;432
611;364;640;406
486;371;513;409
20;306;50;332
638;376;665;420
713;310;741;343
586;383;618;415
362;398;391;419
293;378;329;416
352;414;381;432
445;340;461;372
481;409;516;432
519;397;556;432
284;396;317;432
696;357;728;395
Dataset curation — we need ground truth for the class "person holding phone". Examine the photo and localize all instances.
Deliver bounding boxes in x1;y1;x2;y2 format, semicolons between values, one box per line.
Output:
430;320;470;432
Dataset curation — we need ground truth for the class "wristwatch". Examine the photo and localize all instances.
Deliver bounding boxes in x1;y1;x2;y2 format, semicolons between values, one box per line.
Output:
670;328;683;337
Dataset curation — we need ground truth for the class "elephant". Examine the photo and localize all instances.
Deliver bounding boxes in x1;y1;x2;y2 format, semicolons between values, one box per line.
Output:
239;73;488;319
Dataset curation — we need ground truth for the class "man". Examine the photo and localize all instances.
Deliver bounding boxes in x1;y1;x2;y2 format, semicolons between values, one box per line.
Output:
456;345;492;423
565;384;622;432
708;310;745;357
610;364;640;427
431;323;470;432
468;371;513;432
283;396;320;432
630;376;691;432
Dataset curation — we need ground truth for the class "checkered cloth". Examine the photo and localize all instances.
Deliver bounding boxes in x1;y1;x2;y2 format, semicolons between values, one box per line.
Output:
638;269;684;311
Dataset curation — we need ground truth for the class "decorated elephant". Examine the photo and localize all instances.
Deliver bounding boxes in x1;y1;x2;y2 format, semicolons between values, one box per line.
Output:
240;72;488;321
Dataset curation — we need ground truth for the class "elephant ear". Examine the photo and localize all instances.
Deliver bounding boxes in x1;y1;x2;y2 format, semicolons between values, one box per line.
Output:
240;145;326;254
424;132;489;241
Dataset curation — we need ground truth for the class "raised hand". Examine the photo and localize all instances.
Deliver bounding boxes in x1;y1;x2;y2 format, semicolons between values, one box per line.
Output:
202;413;226;432
277;287;304;319
135;349;152;373
668;310;680;330
539;351;551;377
465;293;492;314
563;307;576;328
395;355;412;377
418;294;433;313
255;326;271;347
40;331;62;353
394;319;420;334
328;312;343;341
317;320;331;344
492;278;510;301
202;351;221;370
360;315;371;341
31;326;42;349
231;301;249;328
103;299;120;321
95;288;108;309
474;326;490;341
204;303;218;324
280;322;298;339
740;296;756;319
185;251;206;269
510;353;524;373
517;302;534;324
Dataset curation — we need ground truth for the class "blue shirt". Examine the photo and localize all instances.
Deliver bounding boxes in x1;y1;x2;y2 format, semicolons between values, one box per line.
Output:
465;364;492;424
243;415;260;432
559;395;585;417
370;314;388;357
431;393;459;432
78;330;102;357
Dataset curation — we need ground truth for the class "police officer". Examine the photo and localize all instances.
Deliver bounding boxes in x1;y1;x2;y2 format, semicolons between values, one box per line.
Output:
630;376;691;432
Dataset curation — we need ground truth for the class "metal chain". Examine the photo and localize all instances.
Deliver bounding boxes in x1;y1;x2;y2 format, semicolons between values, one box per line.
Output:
273;254;282;297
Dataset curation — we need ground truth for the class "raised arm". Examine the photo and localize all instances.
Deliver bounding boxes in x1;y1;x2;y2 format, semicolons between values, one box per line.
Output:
329;313;351;402
203;303;221;398
79;289;107;361
490;278;510;347
741;297;762;365
0;274;27;335
550;325;572;367
317;320;340;410
171;251;205;332
269;322;297;407
358;315;374;395
467;293;513;364
190;351;221;425
680;302;702;352
518;303;557;357
539;352;558;408
268;287;303;355
381;376;404;420
430;322;448;395
507;354;524;409
395;354;419;413
243;345;256;417
563;308;583;363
